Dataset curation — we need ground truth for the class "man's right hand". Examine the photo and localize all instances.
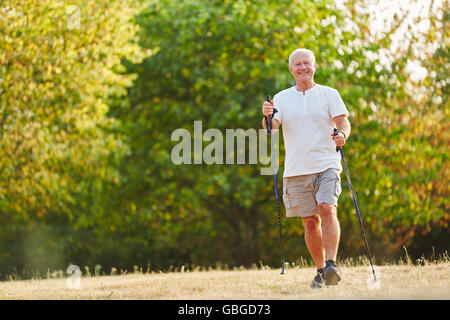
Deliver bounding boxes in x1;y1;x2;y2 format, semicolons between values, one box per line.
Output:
261;100;280;131
262;100;275;118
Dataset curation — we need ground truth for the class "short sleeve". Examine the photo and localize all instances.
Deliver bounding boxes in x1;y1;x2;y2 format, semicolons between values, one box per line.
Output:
272;93;282;124
328;88;349;118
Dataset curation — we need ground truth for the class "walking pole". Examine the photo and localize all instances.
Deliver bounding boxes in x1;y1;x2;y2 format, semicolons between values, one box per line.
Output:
265;95;285;275
333;128;377;282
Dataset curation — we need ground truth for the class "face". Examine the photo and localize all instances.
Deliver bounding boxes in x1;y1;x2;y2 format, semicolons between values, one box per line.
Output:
289;52;316;82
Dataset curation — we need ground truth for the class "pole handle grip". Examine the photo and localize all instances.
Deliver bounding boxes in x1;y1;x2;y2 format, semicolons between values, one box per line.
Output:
265;95;278;134
333;128;340;152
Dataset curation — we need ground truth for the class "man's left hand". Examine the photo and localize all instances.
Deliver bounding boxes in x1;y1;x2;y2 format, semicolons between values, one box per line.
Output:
331;131;346;148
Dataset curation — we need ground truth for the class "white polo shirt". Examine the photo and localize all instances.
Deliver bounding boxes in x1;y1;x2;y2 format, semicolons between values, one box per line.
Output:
273;84;349;177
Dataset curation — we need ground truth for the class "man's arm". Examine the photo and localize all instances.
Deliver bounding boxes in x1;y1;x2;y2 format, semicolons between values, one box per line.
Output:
333;115;351;138
332;114;351;147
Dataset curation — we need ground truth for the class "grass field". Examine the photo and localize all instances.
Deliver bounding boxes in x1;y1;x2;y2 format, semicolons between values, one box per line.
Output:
1;260;449;300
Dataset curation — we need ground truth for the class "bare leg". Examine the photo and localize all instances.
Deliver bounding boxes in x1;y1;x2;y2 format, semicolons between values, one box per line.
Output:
318;203;340;261
301;214;326;269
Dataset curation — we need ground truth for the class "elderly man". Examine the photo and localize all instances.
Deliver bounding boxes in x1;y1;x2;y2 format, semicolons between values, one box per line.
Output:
262;48;351;288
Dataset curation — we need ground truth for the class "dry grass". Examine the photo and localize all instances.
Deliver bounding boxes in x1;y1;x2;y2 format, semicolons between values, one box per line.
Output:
1;262;449;300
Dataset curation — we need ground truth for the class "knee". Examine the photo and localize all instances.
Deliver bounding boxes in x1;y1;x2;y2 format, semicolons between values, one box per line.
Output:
302;215;321;232
318;203;336;221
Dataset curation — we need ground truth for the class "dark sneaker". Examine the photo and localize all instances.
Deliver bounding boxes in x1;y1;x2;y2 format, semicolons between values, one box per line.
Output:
323;260;341;286
310;269;326;289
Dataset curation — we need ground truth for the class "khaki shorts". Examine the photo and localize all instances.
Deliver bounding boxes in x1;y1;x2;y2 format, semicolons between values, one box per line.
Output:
282;168;342;218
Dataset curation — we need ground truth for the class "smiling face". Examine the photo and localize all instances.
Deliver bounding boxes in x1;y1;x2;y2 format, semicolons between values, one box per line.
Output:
289;51;317;84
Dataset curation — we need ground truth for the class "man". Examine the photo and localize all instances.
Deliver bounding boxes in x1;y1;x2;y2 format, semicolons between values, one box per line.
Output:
261;48;351;288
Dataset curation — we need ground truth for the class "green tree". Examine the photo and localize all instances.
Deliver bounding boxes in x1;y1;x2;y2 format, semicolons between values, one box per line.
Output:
112;0;392;269
113;0;448;269
0;0;447;277
0;0;145;276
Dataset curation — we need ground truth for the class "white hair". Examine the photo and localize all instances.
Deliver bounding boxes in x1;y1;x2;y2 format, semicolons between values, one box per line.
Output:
288;48;316;67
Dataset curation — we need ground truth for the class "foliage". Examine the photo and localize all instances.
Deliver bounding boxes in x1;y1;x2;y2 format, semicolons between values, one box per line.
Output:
0;0;145;276
112;0;449;269
0;0;447;277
